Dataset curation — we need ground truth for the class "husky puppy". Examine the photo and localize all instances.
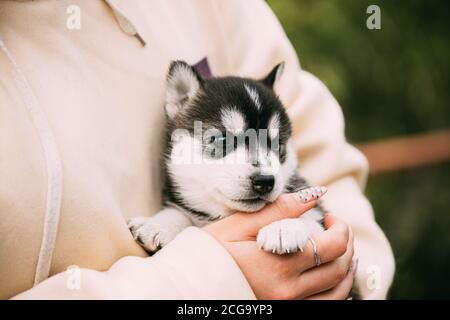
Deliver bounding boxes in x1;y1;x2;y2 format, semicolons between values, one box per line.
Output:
128;61;326;255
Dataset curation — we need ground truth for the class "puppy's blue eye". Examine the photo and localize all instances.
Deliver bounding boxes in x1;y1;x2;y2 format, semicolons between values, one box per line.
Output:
210;135;226;144
279;143;287;162
216;136;226;143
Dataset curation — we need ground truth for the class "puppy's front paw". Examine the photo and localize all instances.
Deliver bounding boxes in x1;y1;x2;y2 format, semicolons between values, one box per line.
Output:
128;217;178;254
256;219;311;255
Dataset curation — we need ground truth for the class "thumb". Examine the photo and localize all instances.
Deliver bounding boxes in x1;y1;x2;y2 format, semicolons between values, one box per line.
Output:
205;186;327;241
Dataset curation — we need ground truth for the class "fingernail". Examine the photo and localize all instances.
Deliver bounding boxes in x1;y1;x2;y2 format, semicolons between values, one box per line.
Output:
298;186;327;203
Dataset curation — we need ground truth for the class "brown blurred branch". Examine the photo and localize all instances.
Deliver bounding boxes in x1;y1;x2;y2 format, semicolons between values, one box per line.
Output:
356;129;450;175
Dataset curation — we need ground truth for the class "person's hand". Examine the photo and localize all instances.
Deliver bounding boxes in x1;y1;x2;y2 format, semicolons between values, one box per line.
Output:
204;190;356;299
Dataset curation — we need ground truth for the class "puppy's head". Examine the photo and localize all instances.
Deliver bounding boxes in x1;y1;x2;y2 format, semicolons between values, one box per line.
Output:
164;60;298;218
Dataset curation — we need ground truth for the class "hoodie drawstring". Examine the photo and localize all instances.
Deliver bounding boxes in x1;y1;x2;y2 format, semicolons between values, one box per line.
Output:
0;36;63;286
104;0;146;46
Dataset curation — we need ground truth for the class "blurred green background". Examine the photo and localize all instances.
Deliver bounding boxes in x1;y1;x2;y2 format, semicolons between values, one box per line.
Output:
267;0;450;299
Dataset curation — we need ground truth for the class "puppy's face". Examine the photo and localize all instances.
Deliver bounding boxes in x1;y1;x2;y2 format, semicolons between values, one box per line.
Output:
165;61;298;218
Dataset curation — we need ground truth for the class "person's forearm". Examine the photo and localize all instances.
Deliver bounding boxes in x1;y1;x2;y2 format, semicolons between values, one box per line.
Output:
13;228;255;299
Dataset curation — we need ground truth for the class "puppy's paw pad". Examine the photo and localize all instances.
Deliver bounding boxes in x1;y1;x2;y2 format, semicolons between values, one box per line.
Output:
256;219;310;255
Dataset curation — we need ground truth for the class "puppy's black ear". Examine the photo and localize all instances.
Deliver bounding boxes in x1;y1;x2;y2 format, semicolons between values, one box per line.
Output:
261;62;285;88
165;60;203;119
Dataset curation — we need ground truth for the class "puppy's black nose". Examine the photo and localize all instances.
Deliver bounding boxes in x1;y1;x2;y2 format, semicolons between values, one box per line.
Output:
251;174;274;194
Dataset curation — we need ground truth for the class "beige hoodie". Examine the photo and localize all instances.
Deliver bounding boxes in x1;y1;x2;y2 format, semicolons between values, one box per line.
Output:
0;0;394;299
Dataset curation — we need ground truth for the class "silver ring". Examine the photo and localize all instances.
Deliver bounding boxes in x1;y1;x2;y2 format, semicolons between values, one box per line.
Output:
308;237;321;267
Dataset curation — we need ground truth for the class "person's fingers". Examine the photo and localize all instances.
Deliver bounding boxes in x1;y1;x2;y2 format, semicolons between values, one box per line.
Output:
294;236;355;298
304;266;356;300
205;186;327;241
295;215;351;270
247;187;327;235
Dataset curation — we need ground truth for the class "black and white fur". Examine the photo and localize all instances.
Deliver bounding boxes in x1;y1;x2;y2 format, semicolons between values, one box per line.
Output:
128;61;325;255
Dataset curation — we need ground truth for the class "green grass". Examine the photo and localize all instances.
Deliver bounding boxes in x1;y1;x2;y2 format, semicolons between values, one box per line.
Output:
367;164;450;298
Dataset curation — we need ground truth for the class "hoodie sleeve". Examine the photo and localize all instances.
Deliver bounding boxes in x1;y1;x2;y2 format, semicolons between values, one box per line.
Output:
13;227;255;299
216;0;395;299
